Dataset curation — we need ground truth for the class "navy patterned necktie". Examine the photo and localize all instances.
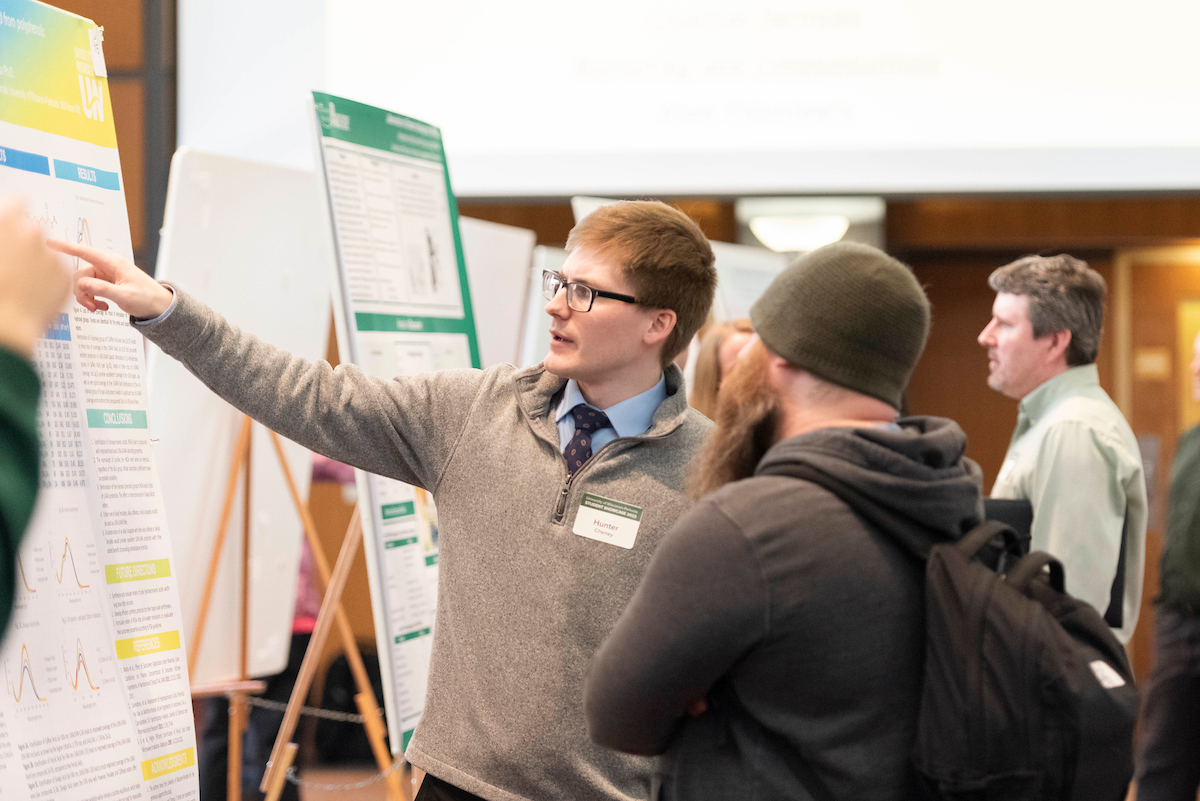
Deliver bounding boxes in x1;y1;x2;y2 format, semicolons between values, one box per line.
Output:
565;404;612;477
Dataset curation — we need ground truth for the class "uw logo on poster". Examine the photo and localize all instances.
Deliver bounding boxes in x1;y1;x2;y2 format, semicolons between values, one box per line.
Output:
0;0;117;148
78;74;103;121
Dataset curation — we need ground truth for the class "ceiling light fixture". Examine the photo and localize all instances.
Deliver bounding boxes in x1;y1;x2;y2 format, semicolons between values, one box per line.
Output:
748;215;851;253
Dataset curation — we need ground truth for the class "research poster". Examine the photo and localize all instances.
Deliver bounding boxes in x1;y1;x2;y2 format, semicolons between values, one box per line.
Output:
312;92;479;753
0;2;198;798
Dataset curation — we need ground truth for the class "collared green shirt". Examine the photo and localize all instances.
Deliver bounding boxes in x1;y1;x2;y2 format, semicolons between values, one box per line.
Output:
991;364;1147;643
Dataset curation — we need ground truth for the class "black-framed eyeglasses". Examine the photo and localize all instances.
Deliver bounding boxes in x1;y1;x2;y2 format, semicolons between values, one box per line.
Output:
542;270;638;312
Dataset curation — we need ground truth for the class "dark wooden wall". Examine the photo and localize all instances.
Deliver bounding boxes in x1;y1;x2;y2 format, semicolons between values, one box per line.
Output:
54;0;175;272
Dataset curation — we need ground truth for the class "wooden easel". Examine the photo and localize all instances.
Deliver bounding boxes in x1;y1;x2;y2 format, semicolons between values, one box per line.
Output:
188;415;404;801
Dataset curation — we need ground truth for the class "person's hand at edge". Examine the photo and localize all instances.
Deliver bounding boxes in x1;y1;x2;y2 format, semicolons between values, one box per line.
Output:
0;201;71;359
48;237;173;319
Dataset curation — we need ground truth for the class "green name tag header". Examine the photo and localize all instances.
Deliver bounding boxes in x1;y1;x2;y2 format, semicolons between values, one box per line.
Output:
580;493;643;522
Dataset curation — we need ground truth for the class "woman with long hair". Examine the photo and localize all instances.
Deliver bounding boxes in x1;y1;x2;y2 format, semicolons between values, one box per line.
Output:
688;318;753;419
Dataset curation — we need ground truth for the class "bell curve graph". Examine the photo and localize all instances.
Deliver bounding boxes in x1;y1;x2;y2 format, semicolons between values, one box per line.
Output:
63;639;100;692
6;644;46;703
50;535;91;589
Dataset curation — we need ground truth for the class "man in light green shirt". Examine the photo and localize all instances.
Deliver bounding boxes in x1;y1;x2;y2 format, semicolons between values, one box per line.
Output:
979;254;1146;644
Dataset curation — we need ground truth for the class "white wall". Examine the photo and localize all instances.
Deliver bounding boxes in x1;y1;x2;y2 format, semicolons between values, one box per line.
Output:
178;0;327;170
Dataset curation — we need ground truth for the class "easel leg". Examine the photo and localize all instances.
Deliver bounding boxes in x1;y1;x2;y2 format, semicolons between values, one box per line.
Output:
260;507;363;794
269;432;402;799
232;430;253;801
263;743;298;801
228;690;246;801
190;415;253;677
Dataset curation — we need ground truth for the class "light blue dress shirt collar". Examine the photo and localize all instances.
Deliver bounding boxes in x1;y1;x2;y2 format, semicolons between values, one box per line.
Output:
554;374;668;453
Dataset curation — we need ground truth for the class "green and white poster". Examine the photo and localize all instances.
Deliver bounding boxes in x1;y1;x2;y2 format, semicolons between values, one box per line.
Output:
0;1;198;798
311;92;479;753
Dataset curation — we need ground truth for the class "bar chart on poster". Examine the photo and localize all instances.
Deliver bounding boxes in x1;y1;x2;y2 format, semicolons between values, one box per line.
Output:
312;91;480;753
0;1;198;798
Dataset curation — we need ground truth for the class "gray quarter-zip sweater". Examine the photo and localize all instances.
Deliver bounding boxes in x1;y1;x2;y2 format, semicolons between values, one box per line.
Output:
135;288;713;801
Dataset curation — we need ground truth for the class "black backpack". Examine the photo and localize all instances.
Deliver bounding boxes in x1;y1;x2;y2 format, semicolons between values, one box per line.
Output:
758;462;1139;801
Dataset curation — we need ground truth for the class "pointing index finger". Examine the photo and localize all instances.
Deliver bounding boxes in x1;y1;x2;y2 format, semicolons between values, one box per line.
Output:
46;238;124;270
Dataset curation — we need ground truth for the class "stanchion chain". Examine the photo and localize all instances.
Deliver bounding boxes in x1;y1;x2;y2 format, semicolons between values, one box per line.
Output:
227;691;366;723
283;757;407;791
231;692;405;791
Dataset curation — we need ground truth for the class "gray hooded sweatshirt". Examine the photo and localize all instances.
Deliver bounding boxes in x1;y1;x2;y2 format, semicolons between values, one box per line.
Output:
135;288;713;801
585;417;984;801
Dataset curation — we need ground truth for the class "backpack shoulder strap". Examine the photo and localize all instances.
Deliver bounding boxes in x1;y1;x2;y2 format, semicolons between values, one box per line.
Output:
758;462;1023;565
1005;550;1066;595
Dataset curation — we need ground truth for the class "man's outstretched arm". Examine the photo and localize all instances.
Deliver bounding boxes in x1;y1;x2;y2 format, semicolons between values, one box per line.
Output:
51;238;485;491
584;499;768;755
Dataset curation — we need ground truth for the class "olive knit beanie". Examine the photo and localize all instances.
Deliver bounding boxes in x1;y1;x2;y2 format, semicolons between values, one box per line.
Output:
749;241;931;408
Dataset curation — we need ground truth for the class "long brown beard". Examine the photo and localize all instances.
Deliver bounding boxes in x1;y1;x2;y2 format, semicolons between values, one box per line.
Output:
688;341;780;499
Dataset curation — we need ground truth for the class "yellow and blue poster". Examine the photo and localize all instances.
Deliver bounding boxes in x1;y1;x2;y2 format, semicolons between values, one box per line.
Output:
1;0;128;255
0;2;199;799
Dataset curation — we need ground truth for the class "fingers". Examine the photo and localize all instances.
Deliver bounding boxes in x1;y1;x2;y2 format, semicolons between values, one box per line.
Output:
76;275;114;299
74;276;109;312
72;265;106;310
53;239;171;317
47;238;131;275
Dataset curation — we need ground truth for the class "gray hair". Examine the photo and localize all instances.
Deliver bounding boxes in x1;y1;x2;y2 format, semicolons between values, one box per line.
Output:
988;254;1106;366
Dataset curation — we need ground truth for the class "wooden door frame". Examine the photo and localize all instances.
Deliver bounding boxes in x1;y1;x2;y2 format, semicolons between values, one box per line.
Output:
1113;244;1200;675
1113;245;1200;420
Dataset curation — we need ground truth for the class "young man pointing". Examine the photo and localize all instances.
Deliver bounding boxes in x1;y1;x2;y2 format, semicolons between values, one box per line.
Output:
54;200;717;801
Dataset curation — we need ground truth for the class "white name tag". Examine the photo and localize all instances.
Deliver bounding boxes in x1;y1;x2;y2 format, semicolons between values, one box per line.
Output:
573;493;643;549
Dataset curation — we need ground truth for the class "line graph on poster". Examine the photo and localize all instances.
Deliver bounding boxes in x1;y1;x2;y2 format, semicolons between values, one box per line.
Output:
62;639;100;692
16;554;36;595
49;535;93;590
5;644;47;704
71;216;91;268
59;634;118;705
11;539;51;614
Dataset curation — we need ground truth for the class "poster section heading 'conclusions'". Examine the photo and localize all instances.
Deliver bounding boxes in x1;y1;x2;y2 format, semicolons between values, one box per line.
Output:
0;1;199;798
313;91;479;753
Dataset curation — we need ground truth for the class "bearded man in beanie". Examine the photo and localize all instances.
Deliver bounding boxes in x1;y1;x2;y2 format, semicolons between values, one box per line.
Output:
584;242;985;801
